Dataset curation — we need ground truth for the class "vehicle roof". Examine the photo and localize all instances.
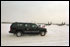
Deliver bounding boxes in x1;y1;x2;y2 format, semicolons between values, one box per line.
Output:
12;22;35;24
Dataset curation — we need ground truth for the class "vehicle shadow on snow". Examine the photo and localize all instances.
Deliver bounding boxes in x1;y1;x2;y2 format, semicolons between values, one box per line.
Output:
23;33;40;36
8;34;41;38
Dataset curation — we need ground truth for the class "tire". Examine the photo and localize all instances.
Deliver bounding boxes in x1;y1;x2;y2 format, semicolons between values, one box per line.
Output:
40;31;46;36
16;31;22;37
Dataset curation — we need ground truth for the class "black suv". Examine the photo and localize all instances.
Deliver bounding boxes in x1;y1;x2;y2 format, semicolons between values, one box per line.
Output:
9;22;47;37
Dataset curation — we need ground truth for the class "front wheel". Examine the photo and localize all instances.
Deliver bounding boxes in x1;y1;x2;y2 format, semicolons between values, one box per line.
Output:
40;31;46;36
16;32;22;37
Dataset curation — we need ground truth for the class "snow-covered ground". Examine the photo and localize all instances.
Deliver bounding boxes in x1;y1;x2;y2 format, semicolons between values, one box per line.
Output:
1;24;69;46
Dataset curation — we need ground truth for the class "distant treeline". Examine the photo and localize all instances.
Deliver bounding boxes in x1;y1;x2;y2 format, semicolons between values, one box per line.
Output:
1;22;69;26
38;22;69;26
1;22;13;24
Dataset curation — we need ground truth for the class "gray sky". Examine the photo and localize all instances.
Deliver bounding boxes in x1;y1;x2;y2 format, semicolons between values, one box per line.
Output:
1;1;69;23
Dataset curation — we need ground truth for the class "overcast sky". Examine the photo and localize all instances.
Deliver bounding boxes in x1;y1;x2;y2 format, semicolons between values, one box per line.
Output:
1;1;69;23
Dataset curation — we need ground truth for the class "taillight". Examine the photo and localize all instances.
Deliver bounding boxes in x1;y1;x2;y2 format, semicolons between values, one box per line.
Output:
10;26;11;31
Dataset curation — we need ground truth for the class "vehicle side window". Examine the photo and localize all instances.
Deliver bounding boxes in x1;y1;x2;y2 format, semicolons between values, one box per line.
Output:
17;24;23;26
24;24;30;27
32;25;35;27
31;24;37;28
25;24;28;27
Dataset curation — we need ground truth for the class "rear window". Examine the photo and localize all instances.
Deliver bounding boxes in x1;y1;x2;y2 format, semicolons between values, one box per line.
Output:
11;23;23;27
17;24;23;26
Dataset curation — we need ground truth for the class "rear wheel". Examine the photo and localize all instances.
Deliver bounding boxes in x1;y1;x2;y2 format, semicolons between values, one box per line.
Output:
40;31;46;36
16;31;22;37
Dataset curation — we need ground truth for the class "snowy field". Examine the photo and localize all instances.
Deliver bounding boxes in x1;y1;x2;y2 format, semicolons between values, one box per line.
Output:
1;24;69;46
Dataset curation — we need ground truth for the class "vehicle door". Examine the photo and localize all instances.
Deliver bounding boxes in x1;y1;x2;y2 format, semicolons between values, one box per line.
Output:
30;24;39;32
24;23;31;33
